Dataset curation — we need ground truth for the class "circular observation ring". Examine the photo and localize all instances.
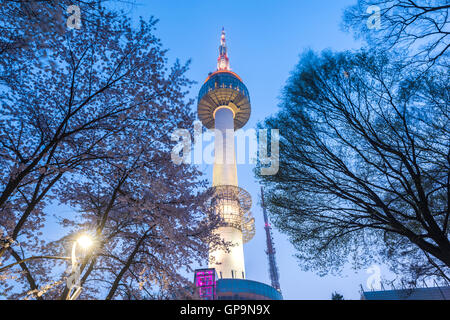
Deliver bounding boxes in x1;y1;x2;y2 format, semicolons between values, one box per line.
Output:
198;71;251;130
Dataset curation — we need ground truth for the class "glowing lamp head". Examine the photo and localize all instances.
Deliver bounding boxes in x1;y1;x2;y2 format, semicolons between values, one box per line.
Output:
77;235;93;249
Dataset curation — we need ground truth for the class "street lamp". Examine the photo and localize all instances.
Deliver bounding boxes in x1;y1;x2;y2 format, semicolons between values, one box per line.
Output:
66;234;94;300
77;235;93;250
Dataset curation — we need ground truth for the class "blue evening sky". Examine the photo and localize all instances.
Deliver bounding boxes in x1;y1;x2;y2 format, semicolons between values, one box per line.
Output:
109;0;395;299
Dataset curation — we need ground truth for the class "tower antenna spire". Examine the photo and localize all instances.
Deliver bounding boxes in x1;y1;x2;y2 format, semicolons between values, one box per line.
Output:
217;27;230;71
261;187;281;291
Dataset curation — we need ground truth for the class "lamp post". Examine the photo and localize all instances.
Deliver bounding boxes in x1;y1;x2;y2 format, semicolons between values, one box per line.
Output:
66;235;93;300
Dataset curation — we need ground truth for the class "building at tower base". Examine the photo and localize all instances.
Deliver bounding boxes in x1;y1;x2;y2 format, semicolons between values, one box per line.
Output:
361;285;450;300
194;268;283;300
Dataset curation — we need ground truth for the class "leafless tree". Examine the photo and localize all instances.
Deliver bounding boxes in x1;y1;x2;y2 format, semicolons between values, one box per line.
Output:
343;0;450;67
256;49;449;283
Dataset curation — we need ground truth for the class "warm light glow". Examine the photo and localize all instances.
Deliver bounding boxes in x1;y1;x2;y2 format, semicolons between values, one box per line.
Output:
77;235;93;249
223;204;239;215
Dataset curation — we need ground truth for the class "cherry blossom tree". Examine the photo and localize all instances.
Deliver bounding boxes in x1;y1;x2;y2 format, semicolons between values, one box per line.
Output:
0;1;217;299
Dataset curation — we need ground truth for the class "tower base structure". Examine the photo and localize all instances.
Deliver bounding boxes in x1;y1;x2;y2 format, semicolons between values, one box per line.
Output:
193;268;283;300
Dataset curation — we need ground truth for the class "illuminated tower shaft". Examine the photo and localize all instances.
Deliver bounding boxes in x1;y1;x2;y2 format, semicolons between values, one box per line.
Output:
198;28;254;280
213;108;237;187
210;108;244;279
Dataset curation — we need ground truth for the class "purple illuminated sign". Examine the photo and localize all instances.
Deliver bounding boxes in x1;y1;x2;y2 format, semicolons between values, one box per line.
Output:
193;268;217;300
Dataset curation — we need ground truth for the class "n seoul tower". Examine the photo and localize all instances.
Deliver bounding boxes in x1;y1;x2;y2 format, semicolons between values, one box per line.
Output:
197;28;255;280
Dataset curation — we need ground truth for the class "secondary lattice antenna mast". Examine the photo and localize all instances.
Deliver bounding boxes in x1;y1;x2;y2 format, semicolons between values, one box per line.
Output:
260;187;281;291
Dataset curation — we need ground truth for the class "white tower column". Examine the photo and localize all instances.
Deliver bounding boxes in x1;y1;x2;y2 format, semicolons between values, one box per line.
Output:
213;107;238;187
209;107;245;279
